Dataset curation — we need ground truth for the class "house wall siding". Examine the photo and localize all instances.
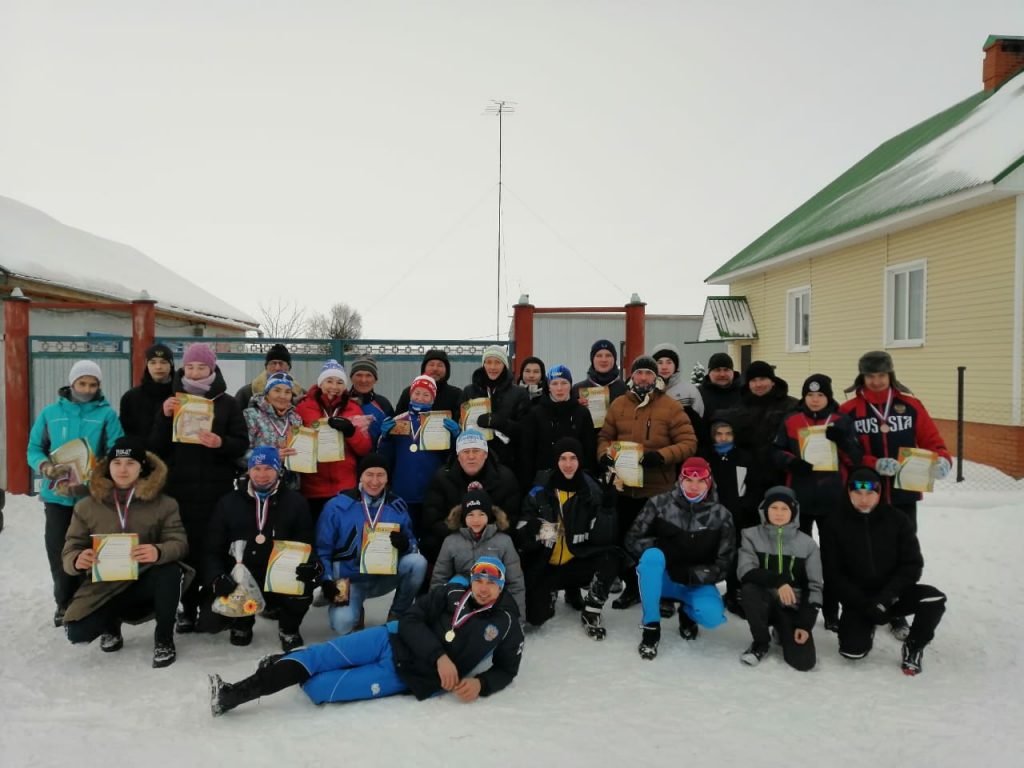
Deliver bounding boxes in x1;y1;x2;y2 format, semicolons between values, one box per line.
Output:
724;198;1017;430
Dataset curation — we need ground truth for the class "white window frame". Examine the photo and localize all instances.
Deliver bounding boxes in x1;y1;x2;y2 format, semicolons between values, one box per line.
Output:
884;260;927;348
786;286;811;352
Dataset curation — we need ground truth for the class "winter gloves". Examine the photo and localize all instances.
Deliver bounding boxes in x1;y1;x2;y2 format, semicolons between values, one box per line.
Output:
212;573;237;598
874;457;901;476
294;560;324;584
389;531;411;554
788;458;815;475
640;451;665;467
327;416;356;437
932;457;952;480
476;413;507;431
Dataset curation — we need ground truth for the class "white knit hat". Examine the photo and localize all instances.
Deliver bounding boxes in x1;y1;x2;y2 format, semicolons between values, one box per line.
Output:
69;360;102;386
318;359;349;388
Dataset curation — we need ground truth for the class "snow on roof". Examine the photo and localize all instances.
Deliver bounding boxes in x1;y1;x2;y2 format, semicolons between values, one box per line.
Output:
0;195;257;328
708;69;1024;282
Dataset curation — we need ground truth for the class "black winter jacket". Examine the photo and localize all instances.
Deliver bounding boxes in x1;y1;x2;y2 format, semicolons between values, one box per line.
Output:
206;482;314;588
519;471;617;559
148;367;248;517
120;373;173;440
420;456;522;563
461;367;531;470
697;375;742;432
718;380;798;491
390;582;523;700
821;497;924;611
517;396;596;490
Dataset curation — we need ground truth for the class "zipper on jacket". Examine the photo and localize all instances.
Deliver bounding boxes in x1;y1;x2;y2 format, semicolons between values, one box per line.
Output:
776;527;783;574
646;418;652;440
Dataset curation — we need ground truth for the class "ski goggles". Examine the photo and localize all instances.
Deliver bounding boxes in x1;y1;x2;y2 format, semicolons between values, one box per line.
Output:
470;560;505;587
850;480;880;492
680;465;711;480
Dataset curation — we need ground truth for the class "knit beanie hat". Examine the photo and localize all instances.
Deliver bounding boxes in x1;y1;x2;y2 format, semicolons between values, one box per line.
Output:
470;556;506;590
69;360;103;386
318;359;349;388
349;355;379;380
651;343;680;372
679;456;712;482
802;373;834;401
357;452;390;479
461;488;495;524
761;485;798;521
630;355;658;375
552;436;583;462
248;445;282;473
590;339;617;363
848;466;883;491
410;374;438;401
263;371;295;395
744;360;775;382
106;436;152;476
546;364;573;385
707;352;734;370
182;343;217;370
456;429;489;454
265;343;292;368
421;349;451;377
482;345;509;369
145;344;174;364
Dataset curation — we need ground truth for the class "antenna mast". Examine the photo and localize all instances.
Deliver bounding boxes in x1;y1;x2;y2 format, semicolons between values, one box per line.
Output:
484;99;515;339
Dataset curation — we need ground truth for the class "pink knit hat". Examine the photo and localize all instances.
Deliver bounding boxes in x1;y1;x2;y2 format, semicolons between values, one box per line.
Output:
182;343;217;369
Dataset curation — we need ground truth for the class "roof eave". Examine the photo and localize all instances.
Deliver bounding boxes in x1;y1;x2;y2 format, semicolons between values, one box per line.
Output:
705;183;1009;285
4;271;259;331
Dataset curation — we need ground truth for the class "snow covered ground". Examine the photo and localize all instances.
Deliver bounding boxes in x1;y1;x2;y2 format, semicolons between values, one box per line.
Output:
1;471;1022;768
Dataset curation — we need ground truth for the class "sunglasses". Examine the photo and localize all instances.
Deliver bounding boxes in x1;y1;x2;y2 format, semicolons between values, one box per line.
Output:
850;481;880;492
470;562;504;584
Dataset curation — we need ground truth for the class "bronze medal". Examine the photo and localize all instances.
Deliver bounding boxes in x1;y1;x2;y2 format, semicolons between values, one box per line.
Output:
880;424;890;434
255;533;266;544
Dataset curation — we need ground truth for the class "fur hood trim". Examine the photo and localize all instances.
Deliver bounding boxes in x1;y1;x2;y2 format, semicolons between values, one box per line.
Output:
89;452;169;502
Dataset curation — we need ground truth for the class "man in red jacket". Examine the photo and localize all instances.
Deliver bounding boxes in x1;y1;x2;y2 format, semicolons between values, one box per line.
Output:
839;351;952;529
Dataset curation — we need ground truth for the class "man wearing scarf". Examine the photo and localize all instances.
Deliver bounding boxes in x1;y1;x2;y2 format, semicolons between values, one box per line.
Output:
598;355;697;607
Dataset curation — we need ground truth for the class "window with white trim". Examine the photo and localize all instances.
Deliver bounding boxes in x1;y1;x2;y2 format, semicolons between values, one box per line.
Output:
786;286;810;352
885;261;926;347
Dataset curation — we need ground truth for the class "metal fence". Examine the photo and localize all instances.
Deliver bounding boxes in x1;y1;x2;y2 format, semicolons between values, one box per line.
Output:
154;337;513;405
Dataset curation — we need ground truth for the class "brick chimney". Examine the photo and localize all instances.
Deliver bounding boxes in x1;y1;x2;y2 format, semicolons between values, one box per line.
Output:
983;35;1024;90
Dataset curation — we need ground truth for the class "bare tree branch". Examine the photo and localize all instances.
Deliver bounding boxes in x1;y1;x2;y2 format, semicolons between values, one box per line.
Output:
305;303;363;340
257;299;307;338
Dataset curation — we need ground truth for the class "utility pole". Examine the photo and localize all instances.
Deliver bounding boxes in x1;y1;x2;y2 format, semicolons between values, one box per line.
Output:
484;100;515;339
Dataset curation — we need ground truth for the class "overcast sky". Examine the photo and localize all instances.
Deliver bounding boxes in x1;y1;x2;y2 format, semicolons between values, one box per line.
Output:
2;1;1022;340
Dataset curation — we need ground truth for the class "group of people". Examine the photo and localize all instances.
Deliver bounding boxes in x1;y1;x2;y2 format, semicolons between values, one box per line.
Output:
27;337;951;715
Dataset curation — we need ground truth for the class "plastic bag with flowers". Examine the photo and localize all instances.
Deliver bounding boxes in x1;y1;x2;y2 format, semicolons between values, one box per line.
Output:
212;540;267;618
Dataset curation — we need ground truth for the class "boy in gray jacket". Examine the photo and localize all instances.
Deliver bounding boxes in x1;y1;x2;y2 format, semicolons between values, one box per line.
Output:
736;486;822;670
431;489;525;619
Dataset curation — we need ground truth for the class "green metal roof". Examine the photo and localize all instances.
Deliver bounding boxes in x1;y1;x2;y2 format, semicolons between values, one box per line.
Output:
707;68;1024;282
984;35;1024;50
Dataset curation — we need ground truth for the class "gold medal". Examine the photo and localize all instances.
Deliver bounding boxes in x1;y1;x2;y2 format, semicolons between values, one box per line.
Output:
409;444;419;453
255;534;266;544
445;629;455;642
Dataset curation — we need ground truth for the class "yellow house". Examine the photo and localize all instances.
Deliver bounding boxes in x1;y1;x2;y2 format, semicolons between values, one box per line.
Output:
702;36;1024;477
